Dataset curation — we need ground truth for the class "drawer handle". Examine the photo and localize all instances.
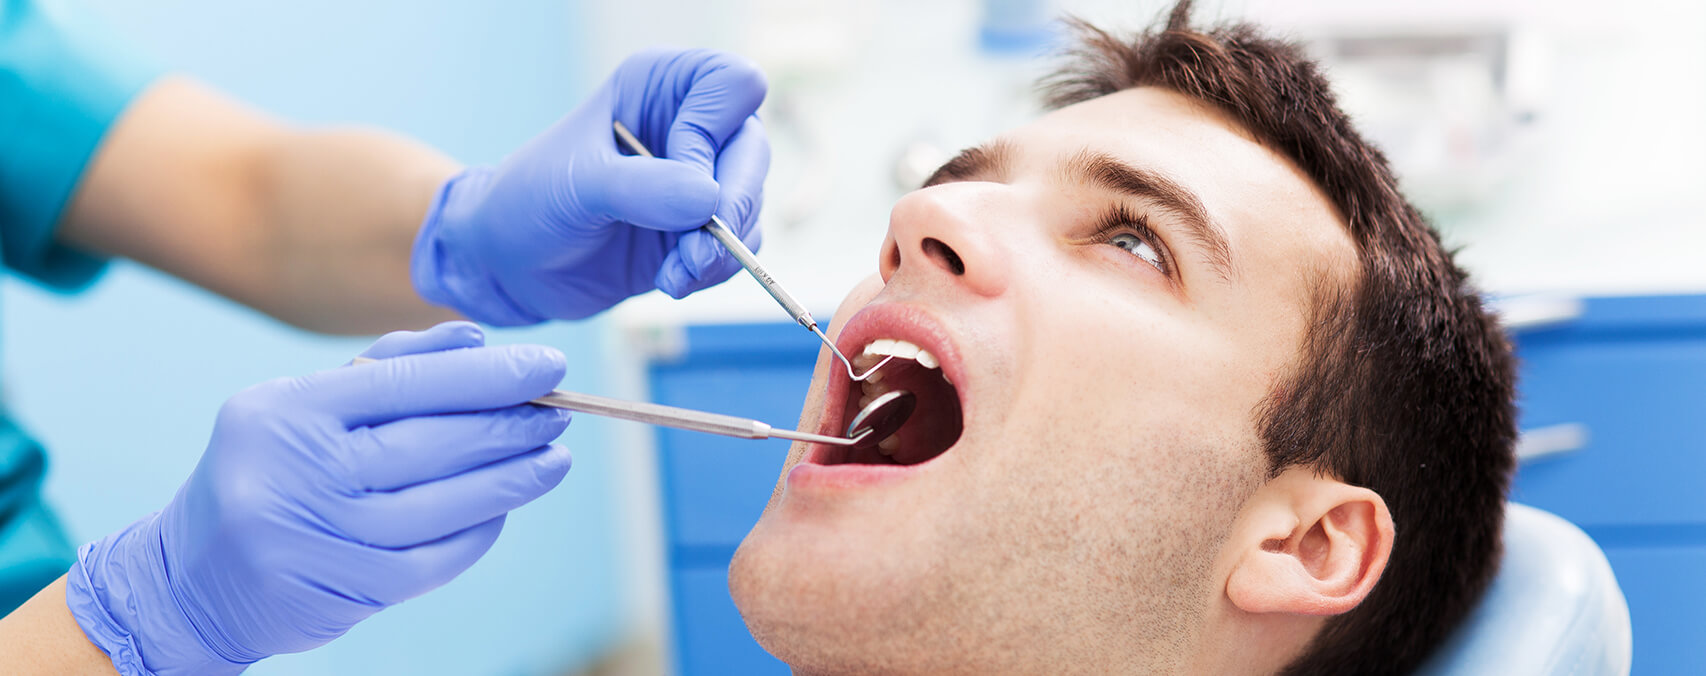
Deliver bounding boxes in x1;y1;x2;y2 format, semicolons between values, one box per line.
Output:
1515;423;1589;462
1492;294;1583;332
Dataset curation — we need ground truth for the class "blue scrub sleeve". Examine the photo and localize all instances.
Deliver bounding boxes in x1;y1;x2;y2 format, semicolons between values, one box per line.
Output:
0;0;159;291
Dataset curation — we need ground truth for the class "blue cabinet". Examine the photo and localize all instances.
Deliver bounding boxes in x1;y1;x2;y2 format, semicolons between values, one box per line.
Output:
648;323;816;675
1507;294;1706;675
648;295;1706;674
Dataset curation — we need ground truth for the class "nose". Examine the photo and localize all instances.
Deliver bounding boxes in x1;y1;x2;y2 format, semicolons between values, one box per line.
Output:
879;185;1012;297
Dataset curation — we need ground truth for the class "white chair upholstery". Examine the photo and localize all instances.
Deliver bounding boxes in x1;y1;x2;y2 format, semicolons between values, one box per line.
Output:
1416;503;1632;675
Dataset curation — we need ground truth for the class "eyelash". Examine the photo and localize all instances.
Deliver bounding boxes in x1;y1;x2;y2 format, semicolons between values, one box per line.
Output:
1086;204;1172;276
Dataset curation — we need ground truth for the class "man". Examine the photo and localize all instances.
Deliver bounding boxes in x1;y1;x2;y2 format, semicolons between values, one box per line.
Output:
729;2;1516;674
0;1;767;673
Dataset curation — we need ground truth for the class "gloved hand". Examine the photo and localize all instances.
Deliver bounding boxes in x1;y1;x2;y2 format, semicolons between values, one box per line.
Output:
413;47;771;326
66;322;572;675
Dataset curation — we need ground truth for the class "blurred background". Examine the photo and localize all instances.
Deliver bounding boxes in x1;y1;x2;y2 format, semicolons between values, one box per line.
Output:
6;0;1702;674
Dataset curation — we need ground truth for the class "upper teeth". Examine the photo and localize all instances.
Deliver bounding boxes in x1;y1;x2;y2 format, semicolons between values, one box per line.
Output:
863;338;939;369
858;338;942;458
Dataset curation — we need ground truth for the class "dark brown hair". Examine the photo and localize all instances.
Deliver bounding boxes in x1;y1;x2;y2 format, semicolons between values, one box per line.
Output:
1043;2;1517;673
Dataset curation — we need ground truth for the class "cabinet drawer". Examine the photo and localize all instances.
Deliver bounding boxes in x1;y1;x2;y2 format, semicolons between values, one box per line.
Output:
1510;295;1706;527
654;363;813;548
649;323;820;548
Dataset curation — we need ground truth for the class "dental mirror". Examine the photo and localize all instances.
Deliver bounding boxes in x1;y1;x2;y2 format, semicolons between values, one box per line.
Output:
846;389;916;449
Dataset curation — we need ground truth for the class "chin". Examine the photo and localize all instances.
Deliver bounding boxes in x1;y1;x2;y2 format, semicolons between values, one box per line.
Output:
730;519;954;674
730;536;858;672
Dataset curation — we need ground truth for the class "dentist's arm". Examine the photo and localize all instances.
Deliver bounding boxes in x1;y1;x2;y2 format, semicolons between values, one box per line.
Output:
0;577;115;674
57;48;769;334
58;76;461;333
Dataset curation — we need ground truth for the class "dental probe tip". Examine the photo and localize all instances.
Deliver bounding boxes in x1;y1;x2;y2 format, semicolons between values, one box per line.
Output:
809;325;894;382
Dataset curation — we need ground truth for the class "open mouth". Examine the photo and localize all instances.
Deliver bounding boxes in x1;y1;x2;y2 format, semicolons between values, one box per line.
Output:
819;338;965;467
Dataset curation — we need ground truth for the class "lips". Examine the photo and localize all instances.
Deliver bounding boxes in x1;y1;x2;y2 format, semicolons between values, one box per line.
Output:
805;303;969;469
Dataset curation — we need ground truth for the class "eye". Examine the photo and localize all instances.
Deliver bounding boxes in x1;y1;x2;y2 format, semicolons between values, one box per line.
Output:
1082;203;1172;278
1107;231;1164;271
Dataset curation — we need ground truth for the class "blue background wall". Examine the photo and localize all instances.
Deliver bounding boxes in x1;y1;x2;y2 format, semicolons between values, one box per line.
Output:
4;1;630;673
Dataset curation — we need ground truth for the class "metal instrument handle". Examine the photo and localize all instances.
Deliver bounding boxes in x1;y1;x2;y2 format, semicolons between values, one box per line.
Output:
348;356;857;446
533;388;767;438
611;120;817;330
703;214;816;330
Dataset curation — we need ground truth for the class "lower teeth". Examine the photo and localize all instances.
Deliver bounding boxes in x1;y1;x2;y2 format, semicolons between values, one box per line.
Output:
877;436;900;454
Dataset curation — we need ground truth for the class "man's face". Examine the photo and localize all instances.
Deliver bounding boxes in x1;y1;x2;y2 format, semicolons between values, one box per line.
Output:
729;87;1356;673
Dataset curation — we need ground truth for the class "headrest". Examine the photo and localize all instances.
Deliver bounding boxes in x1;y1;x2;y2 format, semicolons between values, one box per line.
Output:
1415;503;1631;675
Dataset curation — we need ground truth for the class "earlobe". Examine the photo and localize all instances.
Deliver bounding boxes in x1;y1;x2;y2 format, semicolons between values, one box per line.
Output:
1225;469;1394;617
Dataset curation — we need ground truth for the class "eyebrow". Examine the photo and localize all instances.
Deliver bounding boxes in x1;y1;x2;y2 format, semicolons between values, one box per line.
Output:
923;142;1237;283
922;141;1013;187
1065;149;1236;282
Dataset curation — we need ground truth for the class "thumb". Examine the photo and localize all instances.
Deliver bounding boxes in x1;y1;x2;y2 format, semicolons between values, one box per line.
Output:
310;344;567;427
355;321;485;362
580;155;718;232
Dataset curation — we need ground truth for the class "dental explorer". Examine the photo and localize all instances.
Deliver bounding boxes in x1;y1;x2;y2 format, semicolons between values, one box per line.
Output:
611;120;892;382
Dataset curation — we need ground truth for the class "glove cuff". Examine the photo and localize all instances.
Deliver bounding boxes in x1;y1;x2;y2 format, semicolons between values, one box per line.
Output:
66;513;250;676
411;168;547;327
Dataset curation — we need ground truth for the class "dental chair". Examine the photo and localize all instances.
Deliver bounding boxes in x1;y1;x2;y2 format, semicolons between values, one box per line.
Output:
1416;503;1632;675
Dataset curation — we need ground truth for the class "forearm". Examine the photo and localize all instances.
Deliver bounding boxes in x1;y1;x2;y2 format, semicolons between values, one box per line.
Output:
60;76;462;334
0;576;120;675
250;124;463;332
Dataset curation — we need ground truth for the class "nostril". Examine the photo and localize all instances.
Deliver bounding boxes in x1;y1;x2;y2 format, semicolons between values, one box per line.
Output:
922;238;965;275
883;239;902;277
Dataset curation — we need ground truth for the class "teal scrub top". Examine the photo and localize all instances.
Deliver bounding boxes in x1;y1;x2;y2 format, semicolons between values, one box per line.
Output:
0;0;158;611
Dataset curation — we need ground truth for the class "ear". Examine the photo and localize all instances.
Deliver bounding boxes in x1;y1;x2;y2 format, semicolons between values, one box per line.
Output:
1225;467;1394;616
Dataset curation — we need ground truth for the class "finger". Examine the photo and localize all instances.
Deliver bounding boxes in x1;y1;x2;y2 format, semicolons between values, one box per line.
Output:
653;201;765;299
309;344;566;427
336;516;508;607
656;116;770;298
580;154;717;232
740;203;765;250
345;406;572;490
259;538;390;634
666;51;768;179
715;115;772;227
654;214;764;300
328;443;571;548
354;321;485;362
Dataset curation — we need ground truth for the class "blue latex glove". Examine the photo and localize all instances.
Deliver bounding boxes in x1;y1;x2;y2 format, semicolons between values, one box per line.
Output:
66;322;572;675
413;47;771;326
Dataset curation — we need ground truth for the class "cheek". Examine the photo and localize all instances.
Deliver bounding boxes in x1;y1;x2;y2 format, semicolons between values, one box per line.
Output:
1006;280;1253;440
947;407;1262;633
981;277;1263;512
